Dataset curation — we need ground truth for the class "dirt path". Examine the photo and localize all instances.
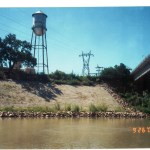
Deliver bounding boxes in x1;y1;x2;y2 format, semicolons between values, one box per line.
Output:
0;81;122;111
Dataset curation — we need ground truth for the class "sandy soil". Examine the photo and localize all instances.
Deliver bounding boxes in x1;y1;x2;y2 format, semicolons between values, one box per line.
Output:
0;80;122;111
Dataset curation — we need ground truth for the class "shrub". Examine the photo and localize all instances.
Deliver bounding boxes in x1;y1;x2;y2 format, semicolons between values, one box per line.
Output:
67;79;80;85
100;63;131;90
0;106;15;112
50;70;68;80
89;103;108;112
89;103;97;113
0;70;6;80
135;106;150;114
71;104;80;112
82;80;94;86
97;103;108;112
114;106;124;112
53;80;66;85
64;103;71;111
120;91;150;114
54;103;61;111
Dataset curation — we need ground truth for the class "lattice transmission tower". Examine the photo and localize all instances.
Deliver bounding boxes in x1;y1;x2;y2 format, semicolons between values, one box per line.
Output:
79;51;94;76
95;65;104;76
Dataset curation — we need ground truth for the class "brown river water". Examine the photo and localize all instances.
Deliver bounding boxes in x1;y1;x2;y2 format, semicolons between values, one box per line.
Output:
0;118;149;149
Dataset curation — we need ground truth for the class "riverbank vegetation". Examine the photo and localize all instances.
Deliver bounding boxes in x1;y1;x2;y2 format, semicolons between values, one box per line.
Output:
0;34;150;114
0;63;150;114
120;91;150;114
0;103;110;113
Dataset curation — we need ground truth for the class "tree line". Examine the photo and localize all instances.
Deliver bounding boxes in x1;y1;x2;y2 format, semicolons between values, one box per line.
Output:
0;34;132;88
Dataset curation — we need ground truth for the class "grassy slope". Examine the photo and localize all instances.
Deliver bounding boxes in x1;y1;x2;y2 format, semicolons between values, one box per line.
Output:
0;80;124;111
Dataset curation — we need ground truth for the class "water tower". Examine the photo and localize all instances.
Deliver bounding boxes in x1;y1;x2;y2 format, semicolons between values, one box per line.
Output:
31;10;49;74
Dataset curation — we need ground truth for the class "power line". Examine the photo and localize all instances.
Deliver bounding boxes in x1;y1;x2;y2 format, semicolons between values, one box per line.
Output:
0;13;29;28
0;9;81;53
0;9;78;49
0;22;29;36
0;13;77;51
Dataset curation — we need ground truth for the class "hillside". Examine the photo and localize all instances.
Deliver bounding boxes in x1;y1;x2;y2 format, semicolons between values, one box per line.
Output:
0;80;126;111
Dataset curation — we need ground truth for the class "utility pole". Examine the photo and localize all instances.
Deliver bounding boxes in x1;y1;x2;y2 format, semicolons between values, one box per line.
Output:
95;65;104;76
79;51;94;76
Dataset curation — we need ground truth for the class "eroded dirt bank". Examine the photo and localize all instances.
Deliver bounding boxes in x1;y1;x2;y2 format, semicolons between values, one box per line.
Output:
0;80;131;112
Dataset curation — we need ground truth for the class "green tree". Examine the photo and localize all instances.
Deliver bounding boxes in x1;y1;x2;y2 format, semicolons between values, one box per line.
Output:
0;37;7;67
114;63;130;78
50;70;67;80
0;34;36;69
100;63;132;91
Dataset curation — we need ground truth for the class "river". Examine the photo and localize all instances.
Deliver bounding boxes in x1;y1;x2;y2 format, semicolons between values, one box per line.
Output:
0;118;149;149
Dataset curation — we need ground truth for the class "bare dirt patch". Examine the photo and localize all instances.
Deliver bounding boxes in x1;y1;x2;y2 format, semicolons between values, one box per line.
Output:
0;81;122;111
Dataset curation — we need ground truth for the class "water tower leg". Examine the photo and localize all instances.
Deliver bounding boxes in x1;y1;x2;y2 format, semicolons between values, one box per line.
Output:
33;34;37;58
42;34;45;74
31;32;49;74
31;32;33;48
45;33;49;74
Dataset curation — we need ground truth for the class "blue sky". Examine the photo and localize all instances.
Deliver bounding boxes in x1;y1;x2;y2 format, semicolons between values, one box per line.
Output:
0;7;150;75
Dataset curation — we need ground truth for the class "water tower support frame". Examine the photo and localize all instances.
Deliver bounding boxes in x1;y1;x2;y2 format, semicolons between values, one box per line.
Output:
31;31;49;74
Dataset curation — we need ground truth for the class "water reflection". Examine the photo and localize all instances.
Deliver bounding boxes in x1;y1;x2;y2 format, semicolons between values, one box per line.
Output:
0;118;149;148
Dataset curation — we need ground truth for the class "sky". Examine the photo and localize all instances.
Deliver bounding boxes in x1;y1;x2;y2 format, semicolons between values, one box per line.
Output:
0;7;150;75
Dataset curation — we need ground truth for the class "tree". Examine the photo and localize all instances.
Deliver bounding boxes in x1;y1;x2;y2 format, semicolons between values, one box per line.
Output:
114;63;130;78
0;38;5;67
100;63;132;91
0;34;36;70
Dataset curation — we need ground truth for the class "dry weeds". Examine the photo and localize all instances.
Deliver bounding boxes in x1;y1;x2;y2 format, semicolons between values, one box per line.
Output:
0;81;122;111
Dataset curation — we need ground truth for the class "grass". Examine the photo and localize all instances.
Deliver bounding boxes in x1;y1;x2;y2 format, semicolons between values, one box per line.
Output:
0;106;15;112
97;103;108;112
0;81;21;96
64;103;71;111
54;102;61;111
114;106;125;112
0;104;81;113
71;104;80;112
89;103;97;113
26;106;54;112
0;104;119;114
89;103;108;112
0;106;55;113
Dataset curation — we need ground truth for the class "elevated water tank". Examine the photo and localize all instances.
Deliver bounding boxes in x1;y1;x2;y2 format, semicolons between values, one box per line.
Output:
32;10;47;36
